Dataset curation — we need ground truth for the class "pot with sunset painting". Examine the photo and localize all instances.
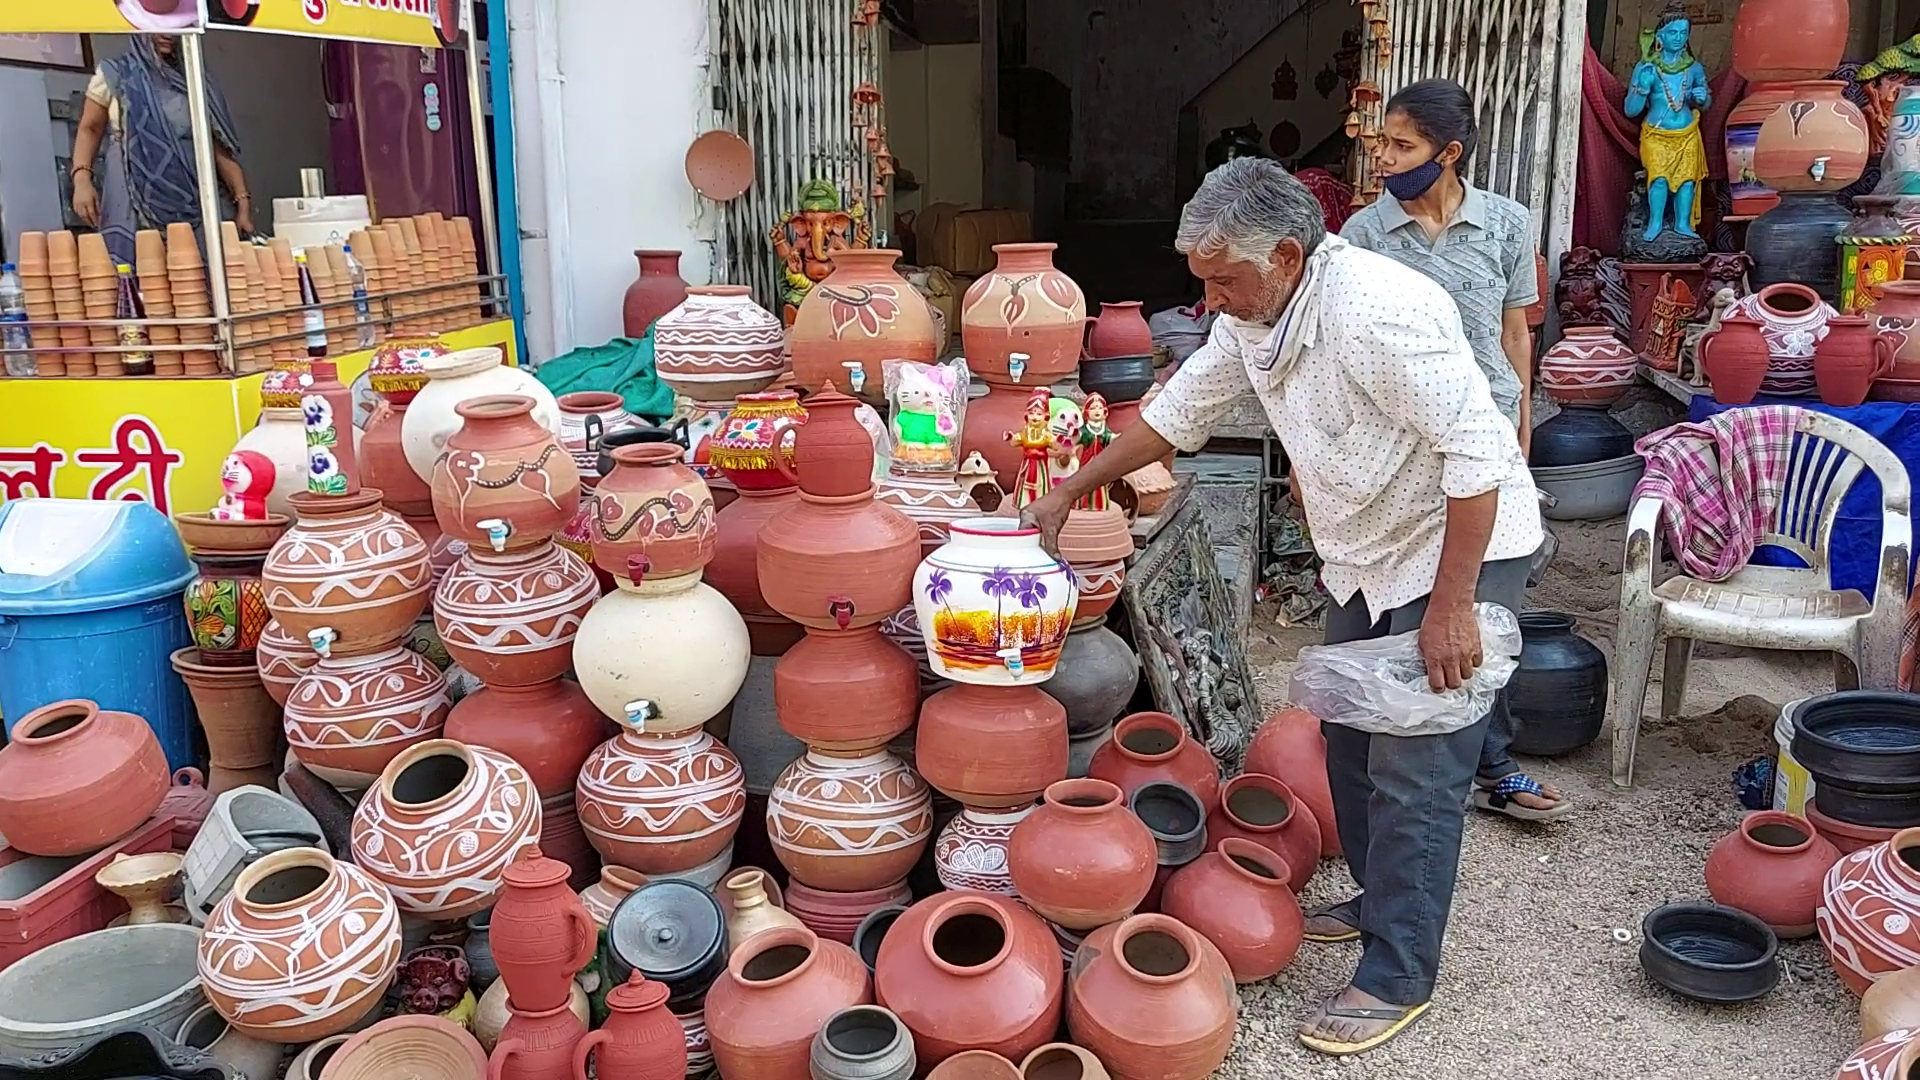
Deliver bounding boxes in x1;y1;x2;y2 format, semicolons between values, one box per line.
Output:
912;519;1078;686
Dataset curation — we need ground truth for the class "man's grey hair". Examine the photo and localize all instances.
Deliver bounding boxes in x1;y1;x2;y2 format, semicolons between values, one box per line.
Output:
1174;158;1327;266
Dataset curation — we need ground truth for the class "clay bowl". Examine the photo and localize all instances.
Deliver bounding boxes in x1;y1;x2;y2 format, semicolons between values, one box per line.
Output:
929;1050;1024;1080
321;1015;488;1080
1789;691;1920;792
685;130;755;202
172;512;293;553
1638;902;1778;1004
1077;355;1156;404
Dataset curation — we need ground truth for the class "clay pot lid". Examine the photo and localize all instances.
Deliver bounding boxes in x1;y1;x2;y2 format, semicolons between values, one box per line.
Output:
172;511;291;553
95;851;185;892
605;971;671;1013
501;846;571;889
323;1015;488;1080
453;394;538;422
685;130;755;201
421;346;505;380
607;879;726;986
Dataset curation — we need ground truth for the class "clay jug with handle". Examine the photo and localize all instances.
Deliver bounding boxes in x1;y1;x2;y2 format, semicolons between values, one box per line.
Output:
572;973;686;1080
1814;314;1897;406
1699;314;1772;406
488;848;601;1013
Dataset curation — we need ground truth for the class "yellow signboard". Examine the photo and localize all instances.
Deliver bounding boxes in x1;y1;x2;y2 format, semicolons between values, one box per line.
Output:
0;319;514;516
0;0;205;34
208;0;463;48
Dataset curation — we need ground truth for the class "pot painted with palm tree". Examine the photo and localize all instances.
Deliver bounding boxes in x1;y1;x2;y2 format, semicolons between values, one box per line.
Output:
912;518;1077;686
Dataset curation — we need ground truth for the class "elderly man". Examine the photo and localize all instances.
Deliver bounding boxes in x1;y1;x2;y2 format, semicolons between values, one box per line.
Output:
1020;158;1543;1056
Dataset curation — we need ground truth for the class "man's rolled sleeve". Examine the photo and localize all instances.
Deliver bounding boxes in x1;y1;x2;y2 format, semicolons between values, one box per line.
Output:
1138;319;1254;454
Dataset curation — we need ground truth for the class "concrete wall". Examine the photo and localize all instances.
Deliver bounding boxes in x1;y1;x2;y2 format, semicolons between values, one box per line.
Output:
884;41;985;215
1192;4;1355;173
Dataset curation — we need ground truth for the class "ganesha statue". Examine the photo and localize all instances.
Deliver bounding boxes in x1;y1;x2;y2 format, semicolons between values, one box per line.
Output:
769;178;873;324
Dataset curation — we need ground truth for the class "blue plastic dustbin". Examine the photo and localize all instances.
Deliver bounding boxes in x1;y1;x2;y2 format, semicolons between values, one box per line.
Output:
0;498;197;768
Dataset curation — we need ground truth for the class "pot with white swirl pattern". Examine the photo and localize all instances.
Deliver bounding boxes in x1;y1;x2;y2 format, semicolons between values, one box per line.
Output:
283;645;450;789
767;749;932;892
934;805;1031;895
1819;827;1920;995
261;489;433;659
430;540;599;687
576;700;748;875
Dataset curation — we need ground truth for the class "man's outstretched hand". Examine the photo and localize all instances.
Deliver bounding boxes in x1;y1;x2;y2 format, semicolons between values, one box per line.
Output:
1018;491;1073;558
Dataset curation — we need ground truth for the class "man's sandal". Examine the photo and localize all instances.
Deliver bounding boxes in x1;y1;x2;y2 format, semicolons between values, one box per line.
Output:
1472;773;1573;822
1303;898;1361;944
1298;1000;1431;1056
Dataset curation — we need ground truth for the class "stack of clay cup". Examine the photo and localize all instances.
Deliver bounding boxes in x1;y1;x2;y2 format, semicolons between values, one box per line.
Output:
133;230;182;377
77;232;120;376
166;222;219;375
15;232;54;377
449;217;484;323
217;223;261;372
46;232;87;377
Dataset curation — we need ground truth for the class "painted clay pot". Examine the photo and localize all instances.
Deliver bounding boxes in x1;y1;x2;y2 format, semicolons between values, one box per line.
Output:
257;617;318;706
1815;315;1897;407
1064;915;1237;1080
301;360;362;495
810;1005;916;1080
351;740;543;920
876;472;978;556
1820;828;1920;994
573;561;749;731
961;244;1087;386
653;285;788;400
622;250;690;339
914;519;1078;686
1045;618;1140;737
403;347;562;484
767;749;932;893
1245;706;1340;858
491;1000;587;1080
491;847;601;1012
1007;779;1156;930
1833;1031;1920;1080
785;879;915;946
576;710;747;874
935;805;1029;895
1056;508;1131;622
284;645;451;788
704;925;874;1080
1087;301;1153;359
1754;82;1870;194
1731;0;1847;82
790;250;939;406
365;400;436;518
1703;811;1840;940
872;891;1064;1069
263;489;433;659
917;683;1068;809
1875;279;1920;373
1087;712;1222;817
1699;314;1773;406
724;868;804;957
366;336;444;408
556;391;639;480
170;648;282;781
1731;283;1840;397
175;513;289;666
0;698;169;857
233;408;320;522
1158;839;1303;983
591;443;718;581
710;391;808;494
1204;773;1320;893
447;679;612;798
1538;326;1638;407
574;973;687;1080
198;846;402;1042
432;541;599;687
431;395;581;553
1727;85;1796;217
774;628;919;751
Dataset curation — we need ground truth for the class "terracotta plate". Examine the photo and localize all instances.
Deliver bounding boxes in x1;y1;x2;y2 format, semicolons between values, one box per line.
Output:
686;131;755;202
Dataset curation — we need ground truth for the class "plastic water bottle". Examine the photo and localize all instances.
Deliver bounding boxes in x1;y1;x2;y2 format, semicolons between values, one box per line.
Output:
342;244;374;347
0;264;32;377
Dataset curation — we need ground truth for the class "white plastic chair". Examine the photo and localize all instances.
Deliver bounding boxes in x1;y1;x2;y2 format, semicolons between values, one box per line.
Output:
1609;408;1913;787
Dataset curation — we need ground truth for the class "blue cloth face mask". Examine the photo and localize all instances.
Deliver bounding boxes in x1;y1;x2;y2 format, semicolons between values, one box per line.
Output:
1384;158;1445;202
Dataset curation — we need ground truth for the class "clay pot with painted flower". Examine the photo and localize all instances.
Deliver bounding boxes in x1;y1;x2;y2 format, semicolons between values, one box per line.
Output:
789;250;939;406
589;442;718;582
431;395;581;554
432;540;600;687
961;243;1088;386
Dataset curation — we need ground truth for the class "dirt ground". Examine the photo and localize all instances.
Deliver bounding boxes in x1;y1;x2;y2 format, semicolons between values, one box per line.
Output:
1230;517;1859;1080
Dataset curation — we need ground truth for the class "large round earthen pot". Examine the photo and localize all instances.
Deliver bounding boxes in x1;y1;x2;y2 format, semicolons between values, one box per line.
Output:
263;489;433;660
1747;194;1852;307
284;645;451;788
1087;712;1222;817
1754;82;1871;194
1204;773;1320;893
174;512;290;667
913;519;1078;686
1087;301;1153;359
350;740;543;920
1699;314;1773;406
572;567;750;734
1815;315;1897;407
489;848;600;1014
917;683;1068;809
198;846;402;1042
790;250;939;407
707;485;799;625
876;471;978;557
1045;618;1139;737
1064;915;1237;1080
1158;838;1303;983
1538;326;1638;407
575;972;687;1080
872;891;1063;1070
704;925;873;1080
1726;85;1797;217
364;339;451;518
961;244;1087;386
446;680;611;798
1007;779;1156;930
934;806;1029;895
403;347;562;484
1244;706;1340;857
623;250;690;339
710;391;807;494
431;395;581;553
768;749;932;893
591;443;718;581
774;628;919;752
431;540;598;687
0;699;169;857
576;710;747;875
1731;0;1847;83
1703;811;1840;940
257;617;318;706
652;286;788;401
1819;828;1920;995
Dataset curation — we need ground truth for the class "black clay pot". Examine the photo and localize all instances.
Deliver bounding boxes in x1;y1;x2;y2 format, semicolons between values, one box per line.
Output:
1638;902;1779;1004
1078;355;1156;404
1044;617;1141;737
0;1028;235;1079
1746;192;1850;306
852;904;907;975
1129;781;1207;866
1529;406;1634;468
596;423;688;478
1507;613;1608;757
1811;783;1920;829
607;879;727;1008
1790;692;1920;794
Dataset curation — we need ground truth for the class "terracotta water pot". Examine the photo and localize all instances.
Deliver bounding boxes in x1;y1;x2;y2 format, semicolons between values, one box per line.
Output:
1538;326;1638;407
785;879;915;946
775;384;880;499
575;713;747;874
257;617;318;707
1158;839;1303;983
1754;81;1870;193
572;569;750;734
174;512;290;666
1020;1044;1111;1080
1087;302;1153;359
707;485;800;628
935;806;1030;895
723;868;804;956
432;395;582;553
1057;508;1131;622
556;391;639;481
790;250;939;406
0;698;169;857
1731;0;1847;82
1834;1031;1920;1080
622;250;690;339
489;1000;587;1080
1046;618;1140;737
652;285;787;401
326;1015;487;1080
1821;828;1920;995
263;489;433;659
710;391;808;493
1727;85;1796;217
913;519;1078;686
704;924;874;1080
1699;314;1773;406
573;973;686;1080
917;683;1069;808
1204;773;1321;893
767;749;932;892
489;848;600;1012
1704;811;1840;939
1064;915;1237;1080
284;645;450;787
1862;965;1920;1042
872;891;1064;1070
432;541;599;687
403;347;563;484
590;442;718;581
774;627;919;751
169;648;281;777
446;679;612;798
1814;315;1896;407
198;846;402;1042
365;400;437;518
957;386;1035;493
1874;280;1920;372
1087;712;1222;817
961;244;1087;386
1007;779;1156;930
1244;706;1340;857
930;1051;1023;1080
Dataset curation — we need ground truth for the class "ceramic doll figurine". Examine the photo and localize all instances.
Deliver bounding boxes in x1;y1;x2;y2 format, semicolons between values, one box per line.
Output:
1007;387;1054;508
1045;396;1084;494
885;358;967;471
212;450;275;520
1623;0;1709;242
1075;393;1115;511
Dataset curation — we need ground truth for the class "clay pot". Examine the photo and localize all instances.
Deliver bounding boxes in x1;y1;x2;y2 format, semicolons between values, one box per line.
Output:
175;512;290;666
917;683;1069;809
573;973;686;1080
1814;315;1896;407
1862;965;1920;1041
446;679;612;798
958;387;1036;493
1834;1031;1920;1080
575;714;747;874
367;337;445;408
623;250;690;339
785;879;915;946
930;1051;1023;1080
170;649;281;778
263;489;433;659
1754;82;1871;194
872;892;1064;1069
724;868;804;956
1087;712;1222;818
581;864;648;926
403;347;563;484
284;646;451;787
1063;915;1237;1080
474;980;590;1055
556;391;639;480
774;628;919;751
708;485;800;626
876;472;979;556
1821;828;1920;995
432;541;599;688
1538;326;1638;407
198;846;402;1042
1021;1044;1111;1080
1045;619;1140;737
768;749;933;892
573;568;750;734
790;250;939;405
322;1015;486;1080
704;925;874;1080
432;395;582;553
1703;811;1840;939
257;617;318;706
1158;839;1303;983
591;443;718;580
1087;302;1153;359
1727;86;1796;217
351;740;544;920
1699;314;1773;406
1747;195;1852;307
810;1005;916;1080
490;848;601;1012
300;360;362;496
490;1000;587;1080
770;385;877;499
1245;706;1340;857
1732;0;1847;82
653;285;788;401
1008;779;1156;930
961;244;1087;386
1057;508;1131;622
1204;773;1321;893
0;699;168;857
710;390;808;493
914;520;1079;685
365;400;436;518
935;806;1030;895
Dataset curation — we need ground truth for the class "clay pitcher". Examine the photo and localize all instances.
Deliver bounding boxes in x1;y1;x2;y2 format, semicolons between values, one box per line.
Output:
1873;280;1920;373
1086;302;1153;359
1699;314;1772;406
488;848;600;1013
490;1001;587;1080
572;973;686;1080
1814;314;1896;407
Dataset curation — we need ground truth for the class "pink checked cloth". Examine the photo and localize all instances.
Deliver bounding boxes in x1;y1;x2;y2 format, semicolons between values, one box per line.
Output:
1631;406;1799;582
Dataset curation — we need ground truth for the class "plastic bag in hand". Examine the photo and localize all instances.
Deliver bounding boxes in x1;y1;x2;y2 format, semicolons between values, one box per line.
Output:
1286;603;1524;737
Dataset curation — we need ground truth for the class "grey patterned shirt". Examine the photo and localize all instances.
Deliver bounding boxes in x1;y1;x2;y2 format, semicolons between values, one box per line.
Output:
1340;184;1538;424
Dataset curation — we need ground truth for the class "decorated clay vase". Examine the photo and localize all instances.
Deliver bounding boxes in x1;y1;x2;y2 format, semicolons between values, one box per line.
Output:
364;339;451;518
1732;0;1846;82
1731;285;1837;397
557;391;639;479
790;250;939;405
257;617;318;707
961;244;1087;386
1056;509;1131;623
710;391;807;493
934;806;1030;895
773;628;919;751
574;973;687;1080
591;443;718;581
198;846;403;1042
1245;706;1340;857
1158;839;1303;983
283;645;451;787
1699;314;1773;406
1204;773;1320;893
1832;1031;1920;1080
573;570;750;734
1087;712;1223;817
0;698;169;857
1820;828;1920;994
446;679;611;798
876;472;978;557
431;395;581;553
704;925;873;1080
175;513;290;666
1007;779;1156;930
1538;326;1638;407
623;250;690;338
1754;82;1871;194
917;683;1068;809
432;541;599;687
1704;811;1840;939
1087;301;1153;359
489;848;600;1017
767;749;932;893
575;706;748;874
1814;315;1897;407
723;868;804;957
653;286;788;400
913;519;1078;685
263;489;433;659
403;347;562;484
233;407;336;521
1064;915;1237;1080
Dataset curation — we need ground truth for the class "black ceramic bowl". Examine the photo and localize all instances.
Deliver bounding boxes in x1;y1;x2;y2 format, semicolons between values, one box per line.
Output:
595;423;686;478
1079;354;1156;404
1638;902;1779;1004
1790;692;1920;794
1129;782;1207;866
607;879;727;1007
1529;405;1634;468
1811;783;1920;829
